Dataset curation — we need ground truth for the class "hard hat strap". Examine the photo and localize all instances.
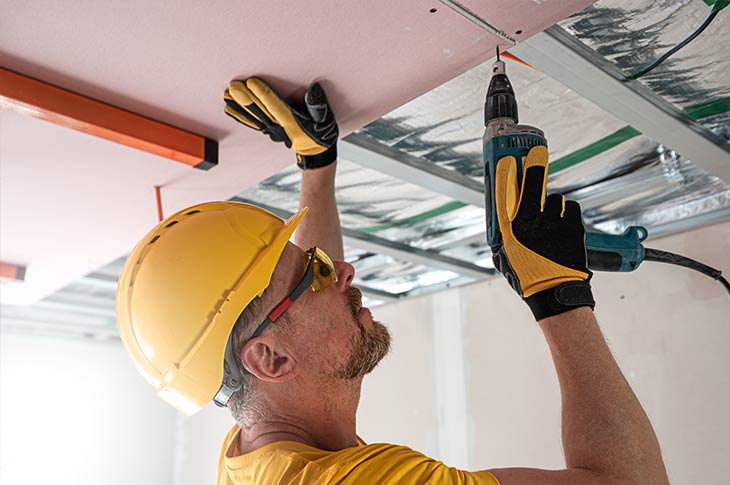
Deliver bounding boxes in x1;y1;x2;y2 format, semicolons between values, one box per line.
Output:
213;330;246;408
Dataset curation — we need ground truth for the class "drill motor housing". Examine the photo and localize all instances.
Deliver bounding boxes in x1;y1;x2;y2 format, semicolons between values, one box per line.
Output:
482;55;646;273
483;119;547;249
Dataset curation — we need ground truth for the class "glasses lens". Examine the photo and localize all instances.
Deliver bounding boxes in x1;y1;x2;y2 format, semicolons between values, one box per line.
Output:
309;247;338;292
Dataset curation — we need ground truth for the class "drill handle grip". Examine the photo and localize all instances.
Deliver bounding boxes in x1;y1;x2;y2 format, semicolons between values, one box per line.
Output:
586;226;648;272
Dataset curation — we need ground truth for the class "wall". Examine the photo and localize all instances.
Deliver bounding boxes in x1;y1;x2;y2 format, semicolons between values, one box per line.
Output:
3;221;726;484
0;333;176;485
368;219;729;483
173;220;729;483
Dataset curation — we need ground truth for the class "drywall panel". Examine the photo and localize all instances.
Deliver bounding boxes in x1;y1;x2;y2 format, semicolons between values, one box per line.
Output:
0;0;593;303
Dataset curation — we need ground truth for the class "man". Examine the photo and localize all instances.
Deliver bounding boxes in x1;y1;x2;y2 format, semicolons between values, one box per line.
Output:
116;78;669;484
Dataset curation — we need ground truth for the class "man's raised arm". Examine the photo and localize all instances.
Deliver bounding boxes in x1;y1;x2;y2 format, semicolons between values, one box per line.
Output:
296;163;343;260
487;147;668;484
223;78;342;257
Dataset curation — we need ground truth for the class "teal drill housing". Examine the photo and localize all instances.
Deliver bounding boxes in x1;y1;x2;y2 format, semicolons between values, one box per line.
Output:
483;53;647;273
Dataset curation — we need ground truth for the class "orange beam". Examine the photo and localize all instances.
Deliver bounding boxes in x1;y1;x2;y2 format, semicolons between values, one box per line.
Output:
0;262;26;282
0;67;217;170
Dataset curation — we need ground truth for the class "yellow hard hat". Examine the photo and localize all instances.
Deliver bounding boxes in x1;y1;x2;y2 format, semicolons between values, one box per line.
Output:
116;201;307;415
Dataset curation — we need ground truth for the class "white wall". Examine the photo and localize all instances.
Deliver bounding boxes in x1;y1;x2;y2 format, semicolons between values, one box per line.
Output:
3;221;727;484
365;220;729;483
0;333;176;485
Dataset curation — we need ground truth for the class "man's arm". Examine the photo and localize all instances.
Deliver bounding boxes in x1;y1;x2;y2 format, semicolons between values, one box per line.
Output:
487;147;668;484
223;77;341;258
294;163;344;260
489;308;668;485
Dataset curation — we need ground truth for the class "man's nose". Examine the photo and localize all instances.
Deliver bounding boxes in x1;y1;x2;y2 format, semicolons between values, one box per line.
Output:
333;260;355;290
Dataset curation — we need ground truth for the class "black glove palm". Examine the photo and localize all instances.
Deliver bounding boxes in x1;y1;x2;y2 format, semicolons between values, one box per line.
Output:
492;146;595;320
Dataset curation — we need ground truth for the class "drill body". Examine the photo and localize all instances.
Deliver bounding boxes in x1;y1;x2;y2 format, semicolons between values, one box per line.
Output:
483;56;647;272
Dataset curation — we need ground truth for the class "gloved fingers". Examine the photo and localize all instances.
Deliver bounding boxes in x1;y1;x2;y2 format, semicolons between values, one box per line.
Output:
245;78;302;129
495;156;520;224
227;81;279;129
224;106;259;130
516;146;549;218
224;93;265;131
564;199;583;224
543;193;565;219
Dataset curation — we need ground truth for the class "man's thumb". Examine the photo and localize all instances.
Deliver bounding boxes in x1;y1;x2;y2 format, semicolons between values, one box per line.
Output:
305;82;331;123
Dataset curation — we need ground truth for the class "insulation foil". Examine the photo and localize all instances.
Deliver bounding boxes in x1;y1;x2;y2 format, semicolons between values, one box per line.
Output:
237;160;483;300
356;60;629;179
560;0;730;140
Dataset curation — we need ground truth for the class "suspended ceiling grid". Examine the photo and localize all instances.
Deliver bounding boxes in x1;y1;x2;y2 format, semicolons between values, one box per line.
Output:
3;0;730;340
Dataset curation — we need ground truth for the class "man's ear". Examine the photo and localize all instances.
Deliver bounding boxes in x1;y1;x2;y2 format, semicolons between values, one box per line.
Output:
241;337;295;382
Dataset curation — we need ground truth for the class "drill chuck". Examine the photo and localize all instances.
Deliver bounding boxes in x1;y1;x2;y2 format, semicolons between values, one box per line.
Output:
484;59;519;125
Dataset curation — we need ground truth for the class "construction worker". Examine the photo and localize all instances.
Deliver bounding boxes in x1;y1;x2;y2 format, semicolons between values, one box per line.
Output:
116;79;669;484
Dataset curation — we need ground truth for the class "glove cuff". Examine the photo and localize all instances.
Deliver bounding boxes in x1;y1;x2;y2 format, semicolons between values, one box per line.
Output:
525;281;595;321
296;144;337;170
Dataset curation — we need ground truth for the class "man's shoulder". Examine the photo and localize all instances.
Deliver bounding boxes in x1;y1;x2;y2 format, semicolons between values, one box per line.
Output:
218;427;499;484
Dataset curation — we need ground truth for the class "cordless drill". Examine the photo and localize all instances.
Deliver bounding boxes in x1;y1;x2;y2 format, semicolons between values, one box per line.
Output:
483;49;648;273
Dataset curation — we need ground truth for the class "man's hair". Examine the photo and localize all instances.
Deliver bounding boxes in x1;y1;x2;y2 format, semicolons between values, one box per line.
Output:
227;288;291;425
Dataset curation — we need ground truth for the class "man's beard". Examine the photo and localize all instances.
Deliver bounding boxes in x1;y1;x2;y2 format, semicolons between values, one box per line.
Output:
335;287;392;380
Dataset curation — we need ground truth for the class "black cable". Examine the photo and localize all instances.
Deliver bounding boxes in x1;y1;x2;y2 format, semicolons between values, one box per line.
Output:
624;7;721;81
644;247;730;296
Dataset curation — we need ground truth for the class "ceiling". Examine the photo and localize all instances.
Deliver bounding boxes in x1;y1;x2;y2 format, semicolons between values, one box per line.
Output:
0;0;593;306
2;0;729;341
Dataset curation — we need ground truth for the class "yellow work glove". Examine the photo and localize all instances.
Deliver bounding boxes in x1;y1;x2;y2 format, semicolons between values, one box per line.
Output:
492;145;595;320
223;78;338;169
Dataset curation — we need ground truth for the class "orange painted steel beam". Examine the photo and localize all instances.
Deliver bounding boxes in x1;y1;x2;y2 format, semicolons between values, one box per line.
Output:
0;67;218;169
0;262;26;282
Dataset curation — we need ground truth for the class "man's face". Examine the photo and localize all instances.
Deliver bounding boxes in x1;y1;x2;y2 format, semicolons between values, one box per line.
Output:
273;244;391;382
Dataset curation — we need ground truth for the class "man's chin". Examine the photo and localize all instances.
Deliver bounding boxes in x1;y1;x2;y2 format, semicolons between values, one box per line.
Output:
338;318;392;380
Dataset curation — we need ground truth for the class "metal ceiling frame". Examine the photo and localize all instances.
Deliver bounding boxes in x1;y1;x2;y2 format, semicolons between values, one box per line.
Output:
231;196;495;297
510;25;730;184
336;25;730;246
340;134;485;208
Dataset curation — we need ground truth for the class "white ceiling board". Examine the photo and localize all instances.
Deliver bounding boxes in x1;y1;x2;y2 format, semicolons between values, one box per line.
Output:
0;0;593;304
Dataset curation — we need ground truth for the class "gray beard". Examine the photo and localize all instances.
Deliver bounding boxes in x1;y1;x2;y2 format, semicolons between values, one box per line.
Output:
335;287;392;380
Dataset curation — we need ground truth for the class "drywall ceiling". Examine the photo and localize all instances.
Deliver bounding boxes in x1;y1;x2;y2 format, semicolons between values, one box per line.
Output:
0;0;593;305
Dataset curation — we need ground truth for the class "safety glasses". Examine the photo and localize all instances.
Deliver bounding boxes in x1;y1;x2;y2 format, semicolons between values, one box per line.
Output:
214;247;338;407
248;246;338;340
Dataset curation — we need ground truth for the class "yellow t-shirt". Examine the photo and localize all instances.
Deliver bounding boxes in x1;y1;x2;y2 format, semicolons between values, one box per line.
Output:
217;425;500;484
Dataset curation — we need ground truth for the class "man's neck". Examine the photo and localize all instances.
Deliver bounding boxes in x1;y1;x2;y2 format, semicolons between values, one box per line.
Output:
237;379;362;455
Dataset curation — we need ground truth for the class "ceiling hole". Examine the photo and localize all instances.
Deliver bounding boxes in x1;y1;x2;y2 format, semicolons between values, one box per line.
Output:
515;29;523;35
430;7;438;13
